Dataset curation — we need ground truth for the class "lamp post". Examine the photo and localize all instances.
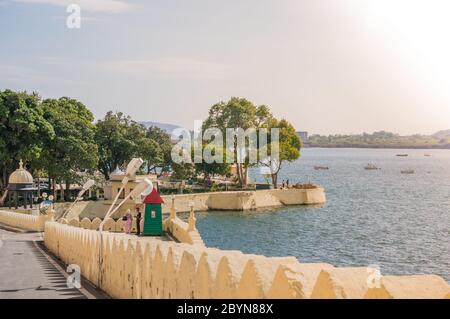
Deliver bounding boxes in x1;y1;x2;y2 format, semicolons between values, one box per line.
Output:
188;201;196;231
170;195;176;220
59;179;95;220
99;158;144;231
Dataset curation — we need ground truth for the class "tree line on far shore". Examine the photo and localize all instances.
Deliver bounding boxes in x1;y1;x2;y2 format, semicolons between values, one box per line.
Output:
0;90;301;203
307;130;450;149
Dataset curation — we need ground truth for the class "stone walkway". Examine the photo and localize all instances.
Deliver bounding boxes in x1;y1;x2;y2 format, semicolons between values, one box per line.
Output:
0;226;104;299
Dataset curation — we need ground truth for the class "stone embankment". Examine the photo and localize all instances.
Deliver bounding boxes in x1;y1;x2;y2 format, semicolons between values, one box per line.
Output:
162;187;326;212
50;188;327;220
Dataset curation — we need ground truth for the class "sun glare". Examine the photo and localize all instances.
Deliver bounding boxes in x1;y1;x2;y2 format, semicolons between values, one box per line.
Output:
367;0;450;106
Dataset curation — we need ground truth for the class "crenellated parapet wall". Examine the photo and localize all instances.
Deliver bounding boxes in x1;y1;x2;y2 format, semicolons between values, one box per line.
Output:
58;211;202;246
43;222;450;299
0;209;47;232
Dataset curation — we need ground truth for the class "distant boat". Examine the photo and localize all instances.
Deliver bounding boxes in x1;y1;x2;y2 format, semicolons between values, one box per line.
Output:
364;163;380;170
314;166;329;170
424;154;431;157
401;170;415;174
396;154;408;157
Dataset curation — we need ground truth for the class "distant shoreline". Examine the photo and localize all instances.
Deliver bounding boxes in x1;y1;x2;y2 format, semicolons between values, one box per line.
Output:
301;130;450;150
304;144;450;150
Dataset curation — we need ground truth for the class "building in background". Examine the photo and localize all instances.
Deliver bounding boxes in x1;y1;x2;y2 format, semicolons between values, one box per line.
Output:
297;131;308;143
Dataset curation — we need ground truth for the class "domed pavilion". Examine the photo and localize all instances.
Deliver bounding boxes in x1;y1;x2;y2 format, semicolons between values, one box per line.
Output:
7;160;37;209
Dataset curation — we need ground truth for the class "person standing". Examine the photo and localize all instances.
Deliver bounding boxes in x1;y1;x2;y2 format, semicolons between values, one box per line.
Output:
135;206;142;236
123;209;133;234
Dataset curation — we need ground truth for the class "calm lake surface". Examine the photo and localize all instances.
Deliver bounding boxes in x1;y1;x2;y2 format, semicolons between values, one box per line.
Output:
193;148;450;281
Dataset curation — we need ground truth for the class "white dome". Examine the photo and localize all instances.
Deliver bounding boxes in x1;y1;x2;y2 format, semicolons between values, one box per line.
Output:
8;160;33;185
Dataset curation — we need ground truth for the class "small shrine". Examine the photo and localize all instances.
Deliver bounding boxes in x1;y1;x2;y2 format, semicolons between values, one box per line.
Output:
7;160;37;209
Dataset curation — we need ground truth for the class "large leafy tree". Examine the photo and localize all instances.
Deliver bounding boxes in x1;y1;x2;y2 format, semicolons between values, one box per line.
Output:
194;142;231;188
95;112;143;179
203;97;272;187
0;90;54;202
40;97;98;200
259;118;302;187
144;126;173;174
95;112;168;179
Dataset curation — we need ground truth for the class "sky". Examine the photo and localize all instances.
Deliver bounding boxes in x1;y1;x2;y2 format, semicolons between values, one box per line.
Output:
1;0;450;135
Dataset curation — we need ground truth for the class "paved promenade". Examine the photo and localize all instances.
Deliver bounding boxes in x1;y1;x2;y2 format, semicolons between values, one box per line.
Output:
0;226;103;299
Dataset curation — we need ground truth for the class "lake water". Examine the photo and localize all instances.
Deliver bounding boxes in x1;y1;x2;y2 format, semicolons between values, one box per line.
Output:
193;148;450;281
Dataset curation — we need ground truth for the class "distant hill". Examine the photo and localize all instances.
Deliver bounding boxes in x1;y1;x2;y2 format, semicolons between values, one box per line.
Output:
432;129;450;140
139;121;181;133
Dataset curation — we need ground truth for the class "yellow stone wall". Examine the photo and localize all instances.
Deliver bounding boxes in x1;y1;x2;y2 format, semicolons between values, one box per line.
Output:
0;210;46;232
43;221;450;299
160;188;326;213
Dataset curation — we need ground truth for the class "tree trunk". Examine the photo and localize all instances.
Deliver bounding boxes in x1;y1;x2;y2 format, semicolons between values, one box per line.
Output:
60;181;65;202
270;161;282;189
2;166;7;190
52;178;56;198
271;173;278;189
65;181;71;201
237;163;244;188
0;190;8;206
243;165;248;186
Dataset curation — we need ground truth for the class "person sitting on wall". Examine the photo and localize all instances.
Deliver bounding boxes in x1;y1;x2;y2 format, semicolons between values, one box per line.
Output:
135;206;142;236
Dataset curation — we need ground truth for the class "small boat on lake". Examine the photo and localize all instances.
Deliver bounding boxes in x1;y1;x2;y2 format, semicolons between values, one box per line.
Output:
396;154;408;157
314;166;329;170
401;170;415;174
424;154;431;157
364;163;380;170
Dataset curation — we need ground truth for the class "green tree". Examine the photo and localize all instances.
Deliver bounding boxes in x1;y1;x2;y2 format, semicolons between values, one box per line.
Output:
203;97;271;187
171;162;195;181
259;118;302;187
40;97;98;200
95;112;145;179
144;126;173;175
194;143;231;189
95;112;170;180
0;90;54;202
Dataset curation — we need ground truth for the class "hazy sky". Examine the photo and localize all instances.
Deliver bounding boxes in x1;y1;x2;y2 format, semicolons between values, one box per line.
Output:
1;0;450;135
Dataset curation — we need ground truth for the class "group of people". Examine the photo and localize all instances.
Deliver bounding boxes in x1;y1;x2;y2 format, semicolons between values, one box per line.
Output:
122;206;142;235
280;179;290;189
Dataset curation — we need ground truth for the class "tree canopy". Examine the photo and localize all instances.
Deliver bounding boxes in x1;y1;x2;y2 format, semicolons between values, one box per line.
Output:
95;112;173;180
39;97;98;198
259;118;302;187
0;90;54;191
203;97;301;187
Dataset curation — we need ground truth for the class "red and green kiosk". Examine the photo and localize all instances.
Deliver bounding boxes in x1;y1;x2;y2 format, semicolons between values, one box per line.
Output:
142;189;164;236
